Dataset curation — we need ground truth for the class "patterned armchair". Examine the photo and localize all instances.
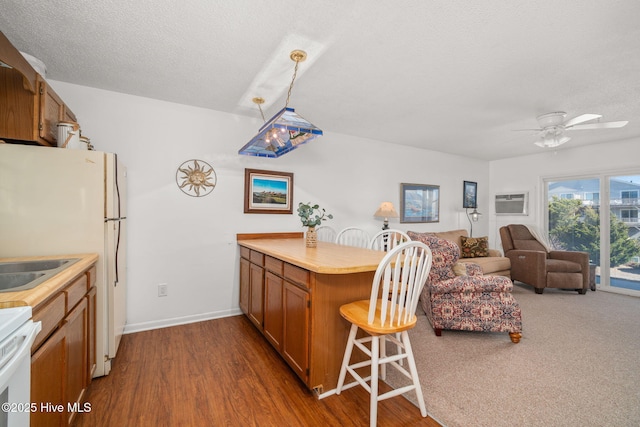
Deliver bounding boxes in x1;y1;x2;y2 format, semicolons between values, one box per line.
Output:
408;232;523;343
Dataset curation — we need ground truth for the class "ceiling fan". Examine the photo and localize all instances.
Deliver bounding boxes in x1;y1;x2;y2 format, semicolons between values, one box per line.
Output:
518;111;629;148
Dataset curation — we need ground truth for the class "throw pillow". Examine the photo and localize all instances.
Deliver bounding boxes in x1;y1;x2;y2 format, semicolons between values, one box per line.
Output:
460;236;489;258
452;262;468;276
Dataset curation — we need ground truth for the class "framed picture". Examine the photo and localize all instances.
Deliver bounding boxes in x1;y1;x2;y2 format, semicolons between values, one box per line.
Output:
244;168;293;214
400;183;440;223
463;181;477;208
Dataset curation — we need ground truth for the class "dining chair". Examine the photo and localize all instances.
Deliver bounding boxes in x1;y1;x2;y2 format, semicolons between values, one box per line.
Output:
335;227;370;248
369;229;410;252
336;241;432;426
315;225;337;243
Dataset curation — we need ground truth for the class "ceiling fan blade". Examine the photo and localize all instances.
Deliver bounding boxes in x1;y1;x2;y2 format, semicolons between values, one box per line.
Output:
512;128;542;132
563;113;601;128
566;121;629;130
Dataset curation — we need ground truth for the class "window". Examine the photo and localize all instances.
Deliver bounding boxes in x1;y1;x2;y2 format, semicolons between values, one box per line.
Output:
546;174;640;295
585;192;599;201
620;209;638;223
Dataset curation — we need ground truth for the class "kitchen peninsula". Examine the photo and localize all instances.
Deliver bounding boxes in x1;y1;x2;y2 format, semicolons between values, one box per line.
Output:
237;233;385;397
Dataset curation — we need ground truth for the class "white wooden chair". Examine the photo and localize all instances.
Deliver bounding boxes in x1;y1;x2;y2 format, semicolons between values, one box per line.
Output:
369;229;411;252
315;225;337;243
335;227;370;248
369;229;412;363
336;241;432;426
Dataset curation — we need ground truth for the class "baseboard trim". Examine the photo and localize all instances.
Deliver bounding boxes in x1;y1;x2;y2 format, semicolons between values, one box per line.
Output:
123;308;243;334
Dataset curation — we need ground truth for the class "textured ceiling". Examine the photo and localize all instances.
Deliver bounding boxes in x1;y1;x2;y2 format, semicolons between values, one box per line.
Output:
2;1;639;160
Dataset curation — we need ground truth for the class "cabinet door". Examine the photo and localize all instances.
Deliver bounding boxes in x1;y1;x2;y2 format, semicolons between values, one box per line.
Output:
263;271;283;350
38;77;64;145
65;298;88;425
248;263;264;327
63;105;77;123
282;281;310;382
0;67;38;141
87;286;97;381
31;324;67;427
239;257;250;315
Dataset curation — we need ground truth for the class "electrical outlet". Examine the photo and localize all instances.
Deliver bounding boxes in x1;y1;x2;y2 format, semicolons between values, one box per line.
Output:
158;283;168;297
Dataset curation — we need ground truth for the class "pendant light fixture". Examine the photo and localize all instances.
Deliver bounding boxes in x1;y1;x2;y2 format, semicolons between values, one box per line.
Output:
238;50;323;158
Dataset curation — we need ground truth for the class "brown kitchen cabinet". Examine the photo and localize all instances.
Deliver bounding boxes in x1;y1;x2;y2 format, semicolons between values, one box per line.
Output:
31;325;67;427
87;286;97;379
237;233;383;395
38;76;66;145
263;270;283;350
239;243;310;384
282;279;309;381
0;31;76;146
248;261;264;328
30;263;97;426
239;247;265;328
64;298;88;425
239;255;250;315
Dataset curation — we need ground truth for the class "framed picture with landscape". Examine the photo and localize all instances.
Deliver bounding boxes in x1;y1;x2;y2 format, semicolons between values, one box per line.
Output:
244;168;293;214
400;183;440;223
463;180;478;208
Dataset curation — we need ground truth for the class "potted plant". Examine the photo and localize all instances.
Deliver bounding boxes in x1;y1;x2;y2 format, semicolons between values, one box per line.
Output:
297;202;333;247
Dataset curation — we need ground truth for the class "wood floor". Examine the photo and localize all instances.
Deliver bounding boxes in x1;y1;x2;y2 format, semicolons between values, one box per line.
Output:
72;315;441;427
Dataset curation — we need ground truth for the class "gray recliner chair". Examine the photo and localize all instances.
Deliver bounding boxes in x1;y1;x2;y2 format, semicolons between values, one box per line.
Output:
499;224;589;294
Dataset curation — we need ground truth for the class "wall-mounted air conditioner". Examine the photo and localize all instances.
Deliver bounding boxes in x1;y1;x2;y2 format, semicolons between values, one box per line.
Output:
495;192;528;215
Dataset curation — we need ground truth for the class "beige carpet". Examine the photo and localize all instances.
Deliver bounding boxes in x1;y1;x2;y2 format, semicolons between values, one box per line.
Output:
386;283;640;427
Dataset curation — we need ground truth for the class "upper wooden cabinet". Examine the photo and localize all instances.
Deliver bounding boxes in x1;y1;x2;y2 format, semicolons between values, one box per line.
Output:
0;31;76;146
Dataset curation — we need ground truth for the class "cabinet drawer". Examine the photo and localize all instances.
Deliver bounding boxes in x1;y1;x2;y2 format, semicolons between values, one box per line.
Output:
250;250;264;266
65;274;88;310
32;292;66;351
265;256;283;275
240;246;251;260
284;263;310;288
87;265;97;288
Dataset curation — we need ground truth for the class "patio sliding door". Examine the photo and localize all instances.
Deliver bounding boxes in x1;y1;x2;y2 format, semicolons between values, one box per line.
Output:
546;175;640;294
607;175;640;292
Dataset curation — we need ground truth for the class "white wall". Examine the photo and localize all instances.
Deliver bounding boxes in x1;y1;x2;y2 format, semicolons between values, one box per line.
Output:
52;80;490;332
489;139;640;251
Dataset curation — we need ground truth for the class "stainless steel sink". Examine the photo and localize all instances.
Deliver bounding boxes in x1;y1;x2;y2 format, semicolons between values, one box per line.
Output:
0;272;47;291
0;258;80;293
0;259;75;274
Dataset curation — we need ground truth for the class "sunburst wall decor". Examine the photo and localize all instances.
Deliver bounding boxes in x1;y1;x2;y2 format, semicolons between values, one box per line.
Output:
176;159;216;197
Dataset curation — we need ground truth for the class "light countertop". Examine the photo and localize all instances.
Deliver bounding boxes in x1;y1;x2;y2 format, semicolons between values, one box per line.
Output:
0;253;98;309
238;238;385;274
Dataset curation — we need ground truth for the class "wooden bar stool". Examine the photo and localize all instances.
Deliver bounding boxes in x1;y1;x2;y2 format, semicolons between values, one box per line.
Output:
336;241;432;426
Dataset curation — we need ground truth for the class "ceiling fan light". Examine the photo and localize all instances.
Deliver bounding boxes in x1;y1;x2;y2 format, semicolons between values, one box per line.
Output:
535;135;570;148
536;111;566;128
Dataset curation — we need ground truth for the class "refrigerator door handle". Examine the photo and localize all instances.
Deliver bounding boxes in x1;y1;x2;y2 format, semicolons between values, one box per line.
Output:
114;219;122;286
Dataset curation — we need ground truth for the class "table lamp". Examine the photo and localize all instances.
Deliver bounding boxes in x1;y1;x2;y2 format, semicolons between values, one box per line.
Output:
374;202;399;230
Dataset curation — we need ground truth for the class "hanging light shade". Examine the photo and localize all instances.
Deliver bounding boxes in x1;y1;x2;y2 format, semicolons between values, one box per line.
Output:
237;106;323;157
239;50;323;158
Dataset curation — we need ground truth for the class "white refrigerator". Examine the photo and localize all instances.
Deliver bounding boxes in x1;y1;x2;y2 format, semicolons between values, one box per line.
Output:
0;143;127;377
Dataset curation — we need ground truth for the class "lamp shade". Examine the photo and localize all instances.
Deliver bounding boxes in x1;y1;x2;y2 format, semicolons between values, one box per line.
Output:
374;202;399;219
238;107;323;158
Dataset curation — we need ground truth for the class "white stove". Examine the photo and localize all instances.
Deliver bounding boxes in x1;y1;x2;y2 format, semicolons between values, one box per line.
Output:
0;306;41;427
